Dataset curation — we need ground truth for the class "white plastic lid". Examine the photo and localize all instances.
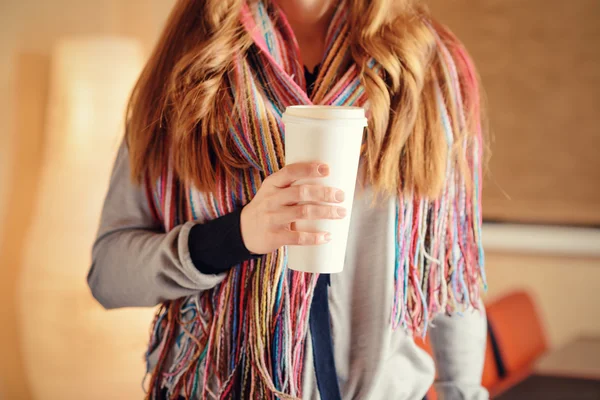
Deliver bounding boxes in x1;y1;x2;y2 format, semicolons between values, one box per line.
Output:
283;106;368;127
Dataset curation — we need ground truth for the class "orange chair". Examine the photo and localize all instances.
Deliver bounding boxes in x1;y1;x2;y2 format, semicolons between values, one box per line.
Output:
485;291;548;375
481;332;500;390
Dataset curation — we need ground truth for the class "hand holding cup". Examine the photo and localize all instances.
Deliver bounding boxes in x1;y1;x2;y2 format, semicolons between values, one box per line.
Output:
240;162;346;255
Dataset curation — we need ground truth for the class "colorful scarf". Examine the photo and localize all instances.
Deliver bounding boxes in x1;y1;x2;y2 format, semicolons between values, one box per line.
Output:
145;2;485;399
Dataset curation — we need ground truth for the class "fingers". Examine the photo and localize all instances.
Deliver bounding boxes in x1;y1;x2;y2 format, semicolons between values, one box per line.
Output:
265;163;329;188
271;204;346;225
278;185;345;206
279;230;331;246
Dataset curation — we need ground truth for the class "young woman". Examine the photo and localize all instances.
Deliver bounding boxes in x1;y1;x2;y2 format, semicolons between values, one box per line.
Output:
88;0;488;399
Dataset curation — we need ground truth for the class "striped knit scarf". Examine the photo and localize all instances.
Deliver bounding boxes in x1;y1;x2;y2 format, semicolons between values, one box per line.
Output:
145;2;485;399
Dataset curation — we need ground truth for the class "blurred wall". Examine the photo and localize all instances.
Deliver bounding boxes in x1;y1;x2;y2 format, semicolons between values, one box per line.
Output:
430;0;600;226
0;1;175;398
485;253;600;346
0;0;174;226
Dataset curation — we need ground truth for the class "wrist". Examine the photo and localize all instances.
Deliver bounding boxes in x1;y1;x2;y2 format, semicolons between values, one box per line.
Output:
188;208;257;275
240;205;258;255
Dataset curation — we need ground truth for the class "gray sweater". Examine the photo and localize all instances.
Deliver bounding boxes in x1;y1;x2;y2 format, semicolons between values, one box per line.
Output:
88;142;489;399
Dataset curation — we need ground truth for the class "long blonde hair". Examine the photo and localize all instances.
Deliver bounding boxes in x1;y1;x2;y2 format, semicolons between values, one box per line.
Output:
126;0;482;199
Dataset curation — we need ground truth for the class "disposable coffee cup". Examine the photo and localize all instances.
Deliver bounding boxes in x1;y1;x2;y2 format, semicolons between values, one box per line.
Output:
282;105;368;274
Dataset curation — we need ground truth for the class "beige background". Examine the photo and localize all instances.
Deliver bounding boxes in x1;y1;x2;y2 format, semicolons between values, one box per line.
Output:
0;1;176;398
0;0;599;398
429;0;600;226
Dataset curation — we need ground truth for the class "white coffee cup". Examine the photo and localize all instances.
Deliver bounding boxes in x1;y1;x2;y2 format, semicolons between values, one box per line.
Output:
283;105;368;274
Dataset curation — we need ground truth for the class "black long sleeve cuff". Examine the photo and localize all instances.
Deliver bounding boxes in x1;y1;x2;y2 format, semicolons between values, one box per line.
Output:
188;208;257;275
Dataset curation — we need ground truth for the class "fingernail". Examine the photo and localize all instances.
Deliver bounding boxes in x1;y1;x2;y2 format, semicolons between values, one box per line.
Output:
337;208;347;217
318;164;329;176
323;233;332;242
334;190;345;202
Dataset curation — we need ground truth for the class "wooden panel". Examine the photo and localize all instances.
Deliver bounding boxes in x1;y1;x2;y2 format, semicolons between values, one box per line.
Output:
429;0;600;226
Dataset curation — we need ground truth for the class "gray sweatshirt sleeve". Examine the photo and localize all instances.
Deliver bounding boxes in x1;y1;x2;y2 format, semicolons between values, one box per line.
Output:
429;307;490;400
87;141;226;309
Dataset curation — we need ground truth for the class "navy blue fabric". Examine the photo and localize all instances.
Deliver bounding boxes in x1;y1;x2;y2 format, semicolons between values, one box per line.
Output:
487;320;507;378
309;274;342;400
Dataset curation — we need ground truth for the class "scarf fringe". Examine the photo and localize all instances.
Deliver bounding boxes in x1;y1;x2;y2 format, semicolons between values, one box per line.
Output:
390;24;486;336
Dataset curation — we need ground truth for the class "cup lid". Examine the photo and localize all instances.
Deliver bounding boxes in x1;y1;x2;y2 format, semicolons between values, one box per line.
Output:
283;106;368;127
283;105;366;120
